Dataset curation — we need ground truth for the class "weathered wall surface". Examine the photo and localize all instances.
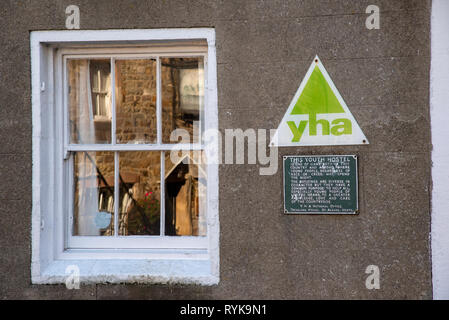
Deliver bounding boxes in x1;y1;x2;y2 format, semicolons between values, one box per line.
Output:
0;0;432;299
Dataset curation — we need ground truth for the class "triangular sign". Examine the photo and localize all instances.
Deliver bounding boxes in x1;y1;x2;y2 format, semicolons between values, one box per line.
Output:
271;56;369;147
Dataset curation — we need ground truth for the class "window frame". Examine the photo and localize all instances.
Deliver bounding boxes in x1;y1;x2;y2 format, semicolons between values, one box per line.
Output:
31;29;219;285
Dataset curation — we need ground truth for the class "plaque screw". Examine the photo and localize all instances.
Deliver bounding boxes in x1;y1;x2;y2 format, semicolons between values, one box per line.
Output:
362;140;367;144
315;58;318;63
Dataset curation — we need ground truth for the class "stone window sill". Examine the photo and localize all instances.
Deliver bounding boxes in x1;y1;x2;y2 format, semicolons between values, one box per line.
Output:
33;259;218;285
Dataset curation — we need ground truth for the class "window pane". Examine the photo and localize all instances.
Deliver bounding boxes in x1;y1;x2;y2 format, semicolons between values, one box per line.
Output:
73;151;114;236
115;59;157;144
165;151;207;236
68;59;112;144
161;57;204;143
118;151;161;235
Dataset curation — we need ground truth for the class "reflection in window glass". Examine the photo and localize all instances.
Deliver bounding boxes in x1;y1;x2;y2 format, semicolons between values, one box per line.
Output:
165;151;207;236
115;59;157;144
68;59;112;144
118;151;161;235
69;57;208;238
161;57;204;143
73;151;114;236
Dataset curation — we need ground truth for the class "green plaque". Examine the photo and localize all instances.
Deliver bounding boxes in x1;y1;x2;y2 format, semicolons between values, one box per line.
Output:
283;155;358;214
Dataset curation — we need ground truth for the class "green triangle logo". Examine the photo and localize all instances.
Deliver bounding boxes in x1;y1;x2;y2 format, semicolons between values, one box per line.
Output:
291;66;345;115
270;55;369;147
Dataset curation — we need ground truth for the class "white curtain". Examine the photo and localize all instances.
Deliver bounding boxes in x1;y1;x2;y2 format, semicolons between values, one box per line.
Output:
76;60;101;236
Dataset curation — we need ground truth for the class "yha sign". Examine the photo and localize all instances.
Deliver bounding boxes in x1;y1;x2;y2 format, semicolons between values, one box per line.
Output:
271;56;368;147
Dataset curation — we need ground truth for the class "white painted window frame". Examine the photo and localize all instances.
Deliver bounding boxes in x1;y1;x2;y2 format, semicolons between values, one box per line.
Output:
31;29;219;285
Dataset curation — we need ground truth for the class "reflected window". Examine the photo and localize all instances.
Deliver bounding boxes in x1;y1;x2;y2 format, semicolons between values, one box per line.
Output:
90;60;112;119
68;59;112;144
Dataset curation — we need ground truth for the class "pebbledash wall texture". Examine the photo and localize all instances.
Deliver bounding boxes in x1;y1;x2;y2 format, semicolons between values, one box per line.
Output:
0;0;433;299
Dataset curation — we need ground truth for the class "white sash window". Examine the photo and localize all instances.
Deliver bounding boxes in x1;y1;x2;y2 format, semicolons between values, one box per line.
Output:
31;29;219;285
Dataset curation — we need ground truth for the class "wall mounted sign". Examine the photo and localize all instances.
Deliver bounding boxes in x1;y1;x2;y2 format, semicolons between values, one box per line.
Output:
271;56;369;146
283;155;358;214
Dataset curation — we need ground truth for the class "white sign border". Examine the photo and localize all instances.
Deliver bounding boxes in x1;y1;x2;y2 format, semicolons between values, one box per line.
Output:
270;55;369;147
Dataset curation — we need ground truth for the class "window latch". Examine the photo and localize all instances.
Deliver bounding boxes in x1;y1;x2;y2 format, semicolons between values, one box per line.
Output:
64;148;71;160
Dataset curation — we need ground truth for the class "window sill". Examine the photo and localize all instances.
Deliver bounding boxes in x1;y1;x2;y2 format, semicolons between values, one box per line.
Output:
32;258;218;285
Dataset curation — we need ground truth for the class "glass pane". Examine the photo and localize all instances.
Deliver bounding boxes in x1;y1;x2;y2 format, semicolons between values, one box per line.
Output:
118;151;161;235
165;151;207;236
115;59;157;144
68;59;112;144
161;57;204;143
73;151;114;236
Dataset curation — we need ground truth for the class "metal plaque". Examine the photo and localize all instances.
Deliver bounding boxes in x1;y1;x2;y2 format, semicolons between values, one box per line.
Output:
283;155;358;214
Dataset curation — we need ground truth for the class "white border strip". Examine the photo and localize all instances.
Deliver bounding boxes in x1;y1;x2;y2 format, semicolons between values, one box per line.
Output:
431;0;449;300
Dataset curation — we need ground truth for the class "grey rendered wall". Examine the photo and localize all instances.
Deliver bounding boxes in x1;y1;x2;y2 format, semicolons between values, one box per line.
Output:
0;0;432;299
